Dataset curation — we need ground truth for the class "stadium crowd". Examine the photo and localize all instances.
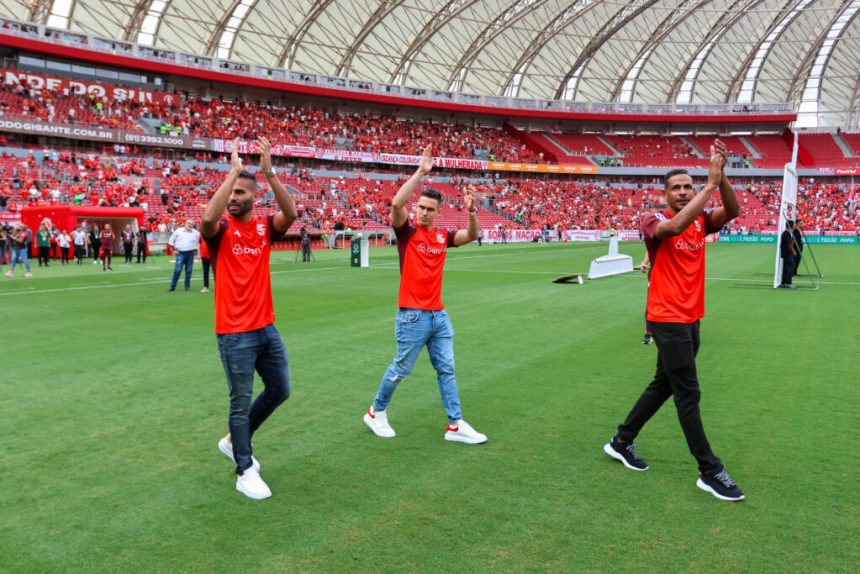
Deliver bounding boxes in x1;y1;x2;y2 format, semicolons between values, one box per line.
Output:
1;149;858;239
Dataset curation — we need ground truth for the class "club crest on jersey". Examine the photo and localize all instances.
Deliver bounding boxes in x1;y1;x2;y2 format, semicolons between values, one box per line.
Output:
436;233;445;243
257;224;266;236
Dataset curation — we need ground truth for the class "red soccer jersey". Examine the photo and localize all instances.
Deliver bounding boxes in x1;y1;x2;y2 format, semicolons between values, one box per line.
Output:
204;214;285;334
395;219;457;310
99;231;115;251
642;209;721;323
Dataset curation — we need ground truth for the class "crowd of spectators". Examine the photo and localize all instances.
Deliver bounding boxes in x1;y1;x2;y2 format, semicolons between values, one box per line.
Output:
1;149;858;234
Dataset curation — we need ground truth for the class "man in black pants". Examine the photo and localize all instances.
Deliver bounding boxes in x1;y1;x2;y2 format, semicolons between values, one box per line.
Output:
603;140;746;502
779;221;797;288
136;227;149;263
791;221;803;276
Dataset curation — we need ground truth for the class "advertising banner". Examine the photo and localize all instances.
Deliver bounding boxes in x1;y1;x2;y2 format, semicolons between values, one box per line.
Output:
486;161;597;174
0;68;175;105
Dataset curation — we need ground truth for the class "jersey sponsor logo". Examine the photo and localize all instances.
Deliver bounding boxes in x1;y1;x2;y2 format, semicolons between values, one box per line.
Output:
232;242;264;256
673;237;705;252
417;242;446;256
256;224;266;237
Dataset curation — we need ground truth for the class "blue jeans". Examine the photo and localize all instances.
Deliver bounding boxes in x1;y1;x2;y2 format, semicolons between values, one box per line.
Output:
169;250;195;290
217;324;290;474
373;308;462;423
10;248;30;272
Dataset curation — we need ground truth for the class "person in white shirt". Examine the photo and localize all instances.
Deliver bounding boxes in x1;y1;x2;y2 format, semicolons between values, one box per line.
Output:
57;229;72;265
167;219;201;292
71;225;87;265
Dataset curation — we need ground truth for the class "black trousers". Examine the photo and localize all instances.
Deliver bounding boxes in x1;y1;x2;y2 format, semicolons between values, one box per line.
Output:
38;246;50;266
617;320;722;474
201;257;211;288
781;256;795;285
123;242;133;263
137;242;147;263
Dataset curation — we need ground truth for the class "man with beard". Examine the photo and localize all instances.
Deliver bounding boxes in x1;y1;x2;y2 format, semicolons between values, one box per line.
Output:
603;140;746;502
202;137;297;500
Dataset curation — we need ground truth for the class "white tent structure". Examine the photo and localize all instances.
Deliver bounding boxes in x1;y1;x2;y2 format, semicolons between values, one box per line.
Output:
6;0;860;127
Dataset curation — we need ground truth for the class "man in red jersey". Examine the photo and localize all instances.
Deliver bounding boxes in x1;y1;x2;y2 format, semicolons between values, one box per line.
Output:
202;137;297;500
99;223;115;271
363;146;487;444
604;140;746;502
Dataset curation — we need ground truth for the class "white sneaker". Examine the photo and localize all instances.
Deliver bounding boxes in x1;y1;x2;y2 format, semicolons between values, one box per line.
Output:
3;271;12;278
201;287;209;293
24;272;32;278
218;436;260;472
445;420;487;444
363;406;395;438
236;467;272;500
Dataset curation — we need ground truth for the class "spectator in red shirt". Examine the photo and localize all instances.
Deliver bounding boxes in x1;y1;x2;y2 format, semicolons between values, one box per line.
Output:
603;141;746;502
202;137;297;500
362;146;487;444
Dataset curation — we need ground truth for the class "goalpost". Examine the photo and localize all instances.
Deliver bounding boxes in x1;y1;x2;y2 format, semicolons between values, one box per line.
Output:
773;132;799;288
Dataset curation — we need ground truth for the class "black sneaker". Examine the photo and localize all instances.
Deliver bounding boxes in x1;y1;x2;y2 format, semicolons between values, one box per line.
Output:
641;333;654;345
603;436;649;471
696;467;745;501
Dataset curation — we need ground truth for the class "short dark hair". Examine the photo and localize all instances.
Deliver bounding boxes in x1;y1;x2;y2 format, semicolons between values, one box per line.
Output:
664;169;690;188
420;188;443;204
237;170;259;190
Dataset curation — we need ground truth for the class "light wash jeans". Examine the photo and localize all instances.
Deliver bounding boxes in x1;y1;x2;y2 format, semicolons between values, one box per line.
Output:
10;248;31;272
373;308;462;423
217;324;290;474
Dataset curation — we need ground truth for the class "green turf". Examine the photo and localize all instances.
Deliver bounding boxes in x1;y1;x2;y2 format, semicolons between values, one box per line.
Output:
1;243;858;573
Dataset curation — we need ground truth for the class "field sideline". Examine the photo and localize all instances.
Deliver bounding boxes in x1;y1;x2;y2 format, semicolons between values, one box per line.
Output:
1;242;858;573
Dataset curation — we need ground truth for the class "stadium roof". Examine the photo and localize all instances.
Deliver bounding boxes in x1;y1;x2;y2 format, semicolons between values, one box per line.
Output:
9;0;860;127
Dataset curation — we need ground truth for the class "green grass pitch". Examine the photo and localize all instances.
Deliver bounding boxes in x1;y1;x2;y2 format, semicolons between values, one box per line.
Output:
1;242;858;573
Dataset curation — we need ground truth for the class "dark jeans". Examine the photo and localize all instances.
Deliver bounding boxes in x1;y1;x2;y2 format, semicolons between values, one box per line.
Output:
123;242;133;263
137;242;147;263
169;250;195;291
781;256;795;285
60;246;70;264
38;246;50;266
617;320;722;474
217;324;290;474
74;244;84;264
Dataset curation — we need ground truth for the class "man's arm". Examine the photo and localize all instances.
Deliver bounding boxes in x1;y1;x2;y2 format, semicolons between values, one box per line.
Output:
708;139;740;229
391;145;433;229
201;138;242;238
258;136;297;233
654;144;722;239
453;186;479;246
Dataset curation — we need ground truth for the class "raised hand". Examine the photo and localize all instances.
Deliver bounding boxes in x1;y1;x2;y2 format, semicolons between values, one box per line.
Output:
707;145;722;188
230;138;243;172
257;136;273;174
417;145;433;175
714;138;728;170
464;185;476;212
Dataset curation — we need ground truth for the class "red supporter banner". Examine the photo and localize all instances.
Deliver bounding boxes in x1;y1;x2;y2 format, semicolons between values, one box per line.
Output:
0;68;175;105
212;138;490;170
